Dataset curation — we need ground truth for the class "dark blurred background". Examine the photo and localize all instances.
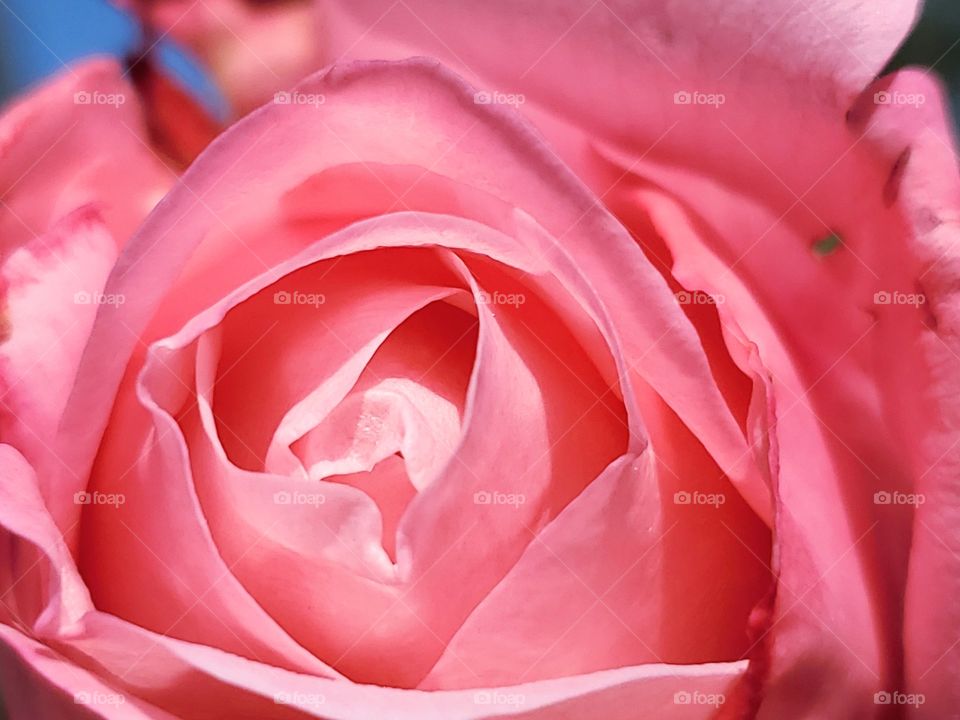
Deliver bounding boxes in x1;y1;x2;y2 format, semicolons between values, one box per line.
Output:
888;0;960;128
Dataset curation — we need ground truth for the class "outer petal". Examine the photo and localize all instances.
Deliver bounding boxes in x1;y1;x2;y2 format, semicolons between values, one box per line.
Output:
875;72;960;719
421;448;769;688
0;445;90;636
0;626;175;720
0;445;157;718
321;0;919;216
596;70;960;718
0;210;117;504
0;58;171;522
0;57;170;258
57;610;749;720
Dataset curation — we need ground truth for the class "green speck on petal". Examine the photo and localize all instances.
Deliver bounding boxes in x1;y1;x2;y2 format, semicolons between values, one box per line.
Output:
812;232;842;257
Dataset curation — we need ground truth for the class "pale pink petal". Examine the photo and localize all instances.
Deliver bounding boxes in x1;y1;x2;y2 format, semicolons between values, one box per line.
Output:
0;445;90;635
322;0;918;219
575;76;960;719
0;57;170;540
295;299;476;492
867;71;960;719
600;159;906;716
0;625;175;719
422;418;769;688
0;209;117;496
0;57;170;257
56;609;749;719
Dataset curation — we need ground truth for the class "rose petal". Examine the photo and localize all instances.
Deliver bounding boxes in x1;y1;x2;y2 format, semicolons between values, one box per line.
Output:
0;57;170;542
322;0;918;225
0;445;90;634
294;298;477;492
0;57;170;258
0;209;117;505
55;610;749;720
868;71;960;719
77;331;340;676
422;411;769;688
0;624;175;719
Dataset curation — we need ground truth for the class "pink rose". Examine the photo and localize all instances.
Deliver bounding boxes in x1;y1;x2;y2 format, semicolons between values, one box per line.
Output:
0;54;776;718
320;0;960;717
0;2;957;719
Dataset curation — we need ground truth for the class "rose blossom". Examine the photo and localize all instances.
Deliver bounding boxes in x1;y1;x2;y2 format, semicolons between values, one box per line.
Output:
0;51;780;718
1;1;957;718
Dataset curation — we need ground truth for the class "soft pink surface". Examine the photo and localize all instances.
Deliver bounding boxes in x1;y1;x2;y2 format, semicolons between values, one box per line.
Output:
321;0;960;717
0;57;169;257
0;58;171;546
0;55;775;719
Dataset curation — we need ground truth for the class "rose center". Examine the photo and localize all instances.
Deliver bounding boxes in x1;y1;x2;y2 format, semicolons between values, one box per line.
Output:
276;298;478;560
